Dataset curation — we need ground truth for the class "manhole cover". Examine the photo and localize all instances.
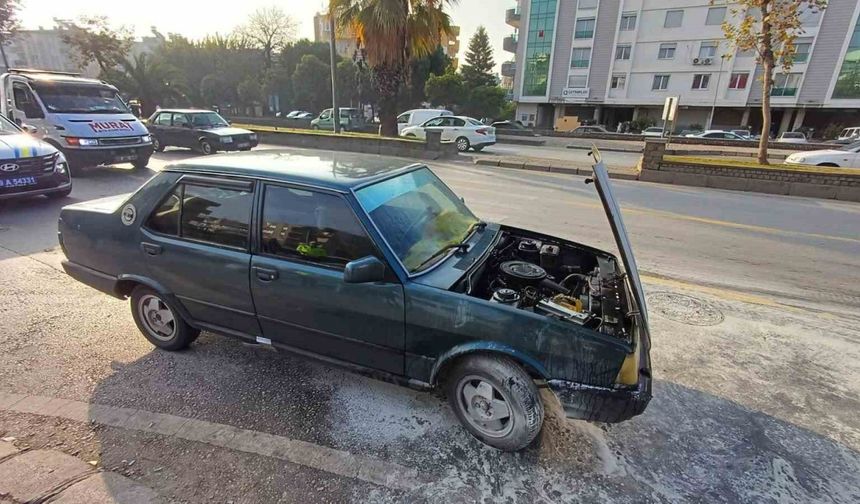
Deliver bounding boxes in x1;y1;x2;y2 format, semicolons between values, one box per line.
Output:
647;292;724;326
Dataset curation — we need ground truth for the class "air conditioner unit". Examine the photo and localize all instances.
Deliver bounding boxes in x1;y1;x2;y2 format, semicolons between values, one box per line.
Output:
703;58;714;65
692;58;702;65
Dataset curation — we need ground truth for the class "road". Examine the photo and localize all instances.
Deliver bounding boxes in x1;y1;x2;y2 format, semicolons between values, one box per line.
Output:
1;146;858;503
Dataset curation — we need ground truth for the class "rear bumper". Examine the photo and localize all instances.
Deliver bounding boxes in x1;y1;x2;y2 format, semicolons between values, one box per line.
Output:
61;260;121;298
217;139;259;152
64;145;154;167
0;173;71;200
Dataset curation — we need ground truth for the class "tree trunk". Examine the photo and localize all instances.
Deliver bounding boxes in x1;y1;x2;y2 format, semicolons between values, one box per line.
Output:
759;61;772;165
0;42;9;71
371;63;404;137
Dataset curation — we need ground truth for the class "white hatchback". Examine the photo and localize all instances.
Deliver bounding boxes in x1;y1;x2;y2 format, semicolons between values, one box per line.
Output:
785;140;860;168
400;116;496;152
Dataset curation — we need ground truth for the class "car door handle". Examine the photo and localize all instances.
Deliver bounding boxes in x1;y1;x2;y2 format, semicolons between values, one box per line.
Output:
252;266;279;282
141;242;163;256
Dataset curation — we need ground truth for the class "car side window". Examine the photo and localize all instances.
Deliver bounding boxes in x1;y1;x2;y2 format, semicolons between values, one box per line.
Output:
153;113;171;126
424;118;444;127
13;83;44;119
397;114;410;124
260;185;376;269
451;118;466;127
146;185;182;235
172;113;190;127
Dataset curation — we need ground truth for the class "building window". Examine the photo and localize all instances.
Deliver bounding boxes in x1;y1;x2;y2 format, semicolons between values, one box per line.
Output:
615;44;632;60
575;18;596;39
658;43;676;60
834;14;860;98
799;8;821;28
578;0;598;9
793;43;811;63
772;73;801;96
568;74;588;88
652;74;670;91
699;41;718;60
571;47;591;68
611;74;626;90
705;7;726;26
620;13;637;31
692;74;711;90
728;72;749;89
522;0;558;96
665;9;684;28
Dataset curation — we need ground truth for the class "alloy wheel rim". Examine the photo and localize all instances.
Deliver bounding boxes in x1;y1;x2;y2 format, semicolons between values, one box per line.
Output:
457;375;514;438
457;138;468;151
202;143;211;154
153;138;160;151
138;295;176;342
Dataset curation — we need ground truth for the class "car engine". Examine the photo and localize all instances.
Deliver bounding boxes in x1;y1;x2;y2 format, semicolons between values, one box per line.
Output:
459;231;631;341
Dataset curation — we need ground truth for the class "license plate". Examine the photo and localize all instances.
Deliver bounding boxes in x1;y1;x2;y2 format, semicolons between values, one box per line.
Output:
2;176;37;188
237;142;250;148
116;154;138;162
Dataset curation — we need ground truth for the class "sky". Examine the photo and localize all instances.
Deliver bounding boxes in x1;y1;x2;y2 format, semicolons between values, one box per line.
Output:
19;0;513;73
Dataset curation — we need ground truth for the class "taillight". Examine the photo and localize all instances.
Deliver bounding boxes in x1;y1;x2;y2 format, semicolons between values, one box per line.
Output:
476;128;489;135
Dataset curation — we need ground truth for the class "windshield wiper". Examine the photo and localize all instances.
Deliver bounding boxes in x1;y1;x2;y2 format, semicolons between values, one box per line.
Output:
413;243;470;273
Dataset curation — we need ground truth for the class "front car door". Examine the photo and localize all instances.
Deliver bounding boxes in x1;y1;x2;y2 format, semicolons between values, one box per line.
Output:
141;174;260;336
250;184;405;374
10;81;46;130
149;112;172;146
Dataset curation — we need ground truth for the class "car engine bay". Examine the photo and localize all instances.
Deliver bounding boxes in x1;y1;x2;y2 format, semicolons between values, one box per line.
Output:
457;230;633;342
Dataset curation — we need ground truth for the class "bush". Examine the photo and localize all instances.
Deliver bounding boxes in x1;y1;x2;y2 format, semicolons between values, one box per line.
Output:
630;117;656;132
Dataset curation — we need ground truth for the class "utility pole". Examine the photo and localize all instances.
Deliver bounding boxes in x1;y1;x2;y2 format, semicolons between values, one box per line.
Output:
328;11;340;134
707;54;727;130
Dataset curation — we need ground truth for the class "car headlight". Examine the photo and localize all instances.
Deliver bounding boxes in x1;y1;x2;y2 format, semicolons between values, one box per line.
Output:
221;136;233;143
53;152;68;174
141;134;152;143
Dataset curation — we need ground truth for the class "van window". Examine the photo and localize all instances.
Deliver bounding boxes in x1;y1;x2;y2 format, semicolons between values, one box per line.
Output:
12;83;44;119
397;113;410;124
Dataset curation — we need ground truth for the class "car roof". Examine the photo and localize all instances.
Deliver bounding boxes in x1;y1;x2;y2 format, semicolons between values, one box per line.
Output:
166;149;423;192
155;109;218;114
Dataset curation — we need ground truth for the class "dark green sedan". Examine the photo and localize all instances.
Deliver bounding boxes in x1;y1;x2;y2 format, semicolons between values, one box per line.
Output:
58;150;651;451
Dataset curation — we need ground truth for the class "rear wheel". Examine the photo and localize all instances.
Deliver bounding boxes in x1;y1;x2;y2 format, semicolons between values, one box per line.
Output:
198;139;214;155
152;136;164;152
456;136;471;152
473;145;485;152
130;286;199;351
445;354;544;451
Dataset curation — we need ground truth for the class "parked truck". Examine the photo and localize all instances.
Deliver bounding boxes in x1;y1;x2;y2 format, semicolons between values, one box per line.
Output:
0;69;154;172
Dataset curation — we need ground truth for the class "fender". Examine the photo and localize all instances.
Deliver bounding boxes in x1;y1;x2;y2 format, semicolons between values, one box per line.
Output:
115;274;198;329
429;341;551;386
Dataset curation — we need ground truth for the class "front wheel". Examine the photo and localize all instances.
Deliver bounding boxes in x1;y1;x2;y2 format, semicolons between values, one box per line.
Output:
152;136;164;152
130;286;200;351
45;185;72;199
445;354;544;451
456;136;471;152
132;155;151;170
198;139;214;155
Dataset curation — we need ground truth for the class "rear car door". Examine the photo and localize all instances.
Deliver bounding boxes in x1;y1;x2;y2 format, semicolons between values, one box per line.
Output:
171;113;194;148
442;117;466;142
250;184;405;374
141;175;260;336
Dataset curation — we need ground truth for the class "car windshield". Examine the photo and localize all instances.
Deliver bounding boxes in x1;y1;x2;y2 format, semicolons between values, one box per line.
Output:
0;114;21;135
839;140;860;151
33;84;129;114
356;167;479;273
783;133;804;138
191;112;229;128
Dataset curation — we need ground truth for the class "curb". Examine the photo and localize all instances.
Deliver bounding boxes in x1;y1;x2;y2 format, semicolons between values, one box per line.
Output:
474;158;640;181
566;145;643;154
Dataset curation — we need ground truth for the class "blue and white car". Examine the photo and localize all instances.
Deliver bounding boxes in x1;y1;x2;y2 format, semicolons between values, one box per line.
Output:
0;114;71;200
0;69;153;172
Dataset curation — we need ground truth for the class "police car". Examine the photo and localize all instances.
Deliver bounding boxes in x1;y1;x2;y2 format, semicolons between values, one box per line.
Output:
0;114;71;200
0;69;153;172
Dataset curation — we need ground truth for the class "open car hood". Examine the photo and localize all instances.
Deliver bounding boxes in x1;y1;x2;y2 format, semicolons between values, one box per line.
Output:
590;149;648;324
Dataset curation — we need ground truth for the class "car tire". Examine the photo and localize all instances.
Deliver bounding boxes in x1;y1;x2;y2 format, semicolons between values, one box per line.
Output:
130;286;200;351
473;146;485;152
445;354;544;451
152;136;164;152
405;133;417;138
312;125;320;131
198;139;214;155
132;155;150;170
456;136;471;152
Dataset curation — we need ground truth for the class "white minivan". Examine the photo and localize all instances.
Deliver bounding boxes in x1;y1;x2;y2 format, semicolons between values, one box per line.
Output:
397;109;452;135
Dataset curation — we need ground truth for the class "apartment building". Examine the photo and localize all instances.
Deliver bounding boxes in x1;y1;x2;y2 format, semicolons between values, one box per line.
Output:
505;0;860;135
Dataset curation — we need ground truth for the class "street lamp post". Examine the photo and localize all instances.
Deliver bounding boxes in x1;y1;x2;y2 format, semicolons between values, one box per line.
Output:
707;54;728;130
328;11;340;134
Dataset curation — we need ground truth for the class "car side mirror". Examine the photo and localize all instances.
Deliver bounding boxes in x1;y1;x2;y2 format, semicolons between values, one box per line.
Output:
343;256;386;284
20;123;37;134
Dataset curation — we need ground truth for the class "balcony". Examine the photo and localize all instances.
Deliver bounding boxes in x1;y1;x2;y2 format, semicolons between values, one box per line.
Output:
574;30;594;39
501;61;516;77
503;34;518;53
506;8;521;28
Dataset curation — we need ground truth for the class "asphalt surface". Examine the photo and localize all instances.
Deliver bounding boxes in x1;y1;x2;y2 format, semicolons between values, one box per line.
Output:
1;145;859;503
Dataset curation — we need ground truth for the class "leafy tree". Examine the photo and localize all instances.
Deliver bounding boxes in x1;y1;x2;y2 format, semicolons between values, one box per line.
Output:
719;0;827;164
425;72;464;109
331;0;457;136
237;78;263;115
200;74;233;108
55;16;133;73
464;85;506;119
460;26;496;89
0;0;21;69
406;46;450;108
292;54;331;113
108;53;185;116
235;7;297;69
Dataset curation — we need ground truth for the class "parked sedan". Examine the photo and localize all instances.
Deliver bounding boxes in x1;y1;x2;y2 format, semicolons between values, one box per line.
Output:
147;109;258;155
58;150;651;451
785;140;860;168
641;127;665;137
685;130;747;140
777;131;807;144
401;116;496;152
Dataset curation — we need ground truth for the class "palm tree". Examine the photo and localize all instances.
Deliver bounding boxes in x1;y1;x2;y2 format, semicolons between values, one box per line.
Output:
109;53;186;117
330;0;456;136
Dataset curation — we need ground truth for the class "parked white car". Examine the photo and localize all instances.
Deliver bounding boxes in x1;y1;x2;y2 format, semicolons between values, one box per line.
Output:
785;141;860;168
685;130;747;140
641;127;664;137
400;116;496;152
837;127;860;142
777;131;807;143
396;109;453;135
